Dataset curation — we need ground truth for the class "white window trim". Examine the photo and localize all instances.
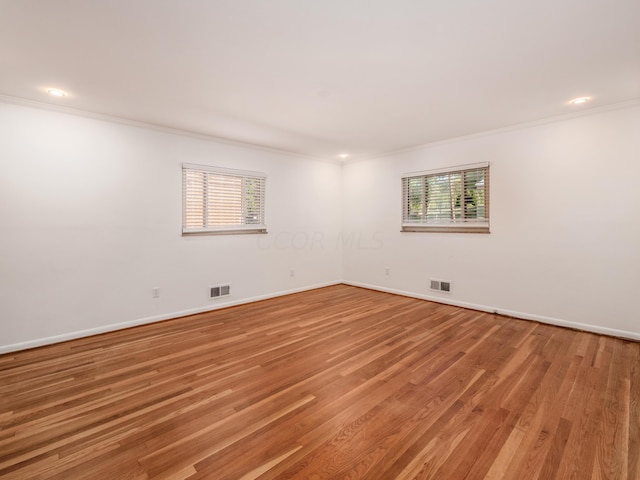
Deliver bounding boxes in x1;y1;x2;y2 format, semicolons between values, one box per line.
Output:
182;163;266;179
402;162;490;234
402;161;489;178
182;163;267;236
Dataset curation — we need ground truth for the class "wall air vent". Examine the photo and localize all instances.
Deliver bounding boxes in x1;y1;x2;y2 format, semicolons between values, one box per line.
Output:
430;279;451;293
209;284;231;299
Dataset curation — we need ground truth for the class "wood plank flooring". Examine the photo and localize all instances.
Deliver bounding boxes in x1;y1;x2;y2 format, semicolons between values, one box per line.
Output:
0;284;638;479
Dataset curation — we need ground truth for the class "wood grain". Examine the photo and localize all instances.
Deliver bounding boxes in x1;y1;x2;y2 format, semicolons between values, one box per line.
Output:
0;285;638;479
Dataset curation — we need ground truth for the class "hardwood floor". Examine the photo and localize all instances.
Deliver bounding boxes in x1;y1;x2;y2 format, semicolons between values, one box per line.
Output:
0;285;638;479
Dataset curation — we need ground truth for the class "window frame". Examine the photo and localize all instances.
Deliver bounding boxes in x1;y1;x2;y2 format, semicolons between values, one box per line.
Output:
182;163;267;236
401;162;489;234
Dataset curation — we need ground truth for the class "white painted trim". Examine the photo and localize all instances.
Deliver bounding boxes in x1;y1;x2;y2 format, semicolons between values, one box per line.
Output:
2;279;637;354
0;94;335;164
347;98;640;163
342;281;640;341
3;93;638;166
403;161;489;178
0;281;341;354
182;163;267;178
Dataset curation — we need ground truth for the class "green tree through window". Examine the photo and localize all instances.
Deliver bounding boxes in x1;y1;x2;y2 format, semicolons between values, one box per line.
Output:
402;164;489;233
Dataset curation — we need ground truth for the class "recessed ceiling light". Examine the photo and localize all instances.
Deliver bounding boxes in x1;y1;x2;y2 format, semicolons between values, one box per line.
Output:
339;153;349;159
569;96;591;105
47;88;67;97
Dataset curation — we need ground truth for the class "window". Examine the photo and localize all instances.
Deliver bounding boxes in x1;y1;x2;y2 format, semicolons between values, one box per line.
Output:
402;162;489;233
182;163;266;235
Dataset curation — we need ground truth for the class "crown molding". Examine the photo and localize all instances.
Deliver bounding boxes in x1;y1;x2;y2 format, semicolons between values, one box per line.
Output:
0;94;341;164
353;98;640;163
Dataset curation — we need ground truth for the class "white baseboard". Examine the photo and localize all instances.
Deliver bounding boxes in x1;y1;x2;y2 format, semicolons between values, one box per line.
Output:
0;281;341;354
2;279;637;354
343;280;640;342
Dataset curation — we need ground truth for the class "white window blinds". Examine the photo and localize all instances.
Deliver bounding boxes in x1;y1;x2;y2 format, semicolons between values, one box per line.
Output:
402;163;489;233
182;164;266;234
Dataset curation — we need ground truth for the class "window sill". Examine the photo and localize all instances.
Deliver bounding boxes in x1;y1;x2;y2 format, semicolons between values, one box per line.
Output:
182;228;268;236
401;225;490;234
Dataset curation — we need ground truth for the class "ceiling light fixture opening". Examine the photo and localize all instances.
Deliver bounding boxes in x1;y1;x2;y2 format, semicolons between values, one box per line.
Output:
569;96;591;105
47;88;67;97
338;153;349;159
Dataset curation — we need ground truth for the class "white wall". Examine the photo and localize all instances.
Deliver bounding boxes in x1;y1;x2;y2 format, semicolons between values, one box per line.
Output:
2;102;638;353
342;104;640;339
0;103;343;352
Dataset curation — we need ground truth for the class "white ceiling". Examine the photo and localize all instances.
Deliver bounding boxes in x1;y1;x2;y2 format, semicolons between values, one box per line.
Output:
1;0;638;160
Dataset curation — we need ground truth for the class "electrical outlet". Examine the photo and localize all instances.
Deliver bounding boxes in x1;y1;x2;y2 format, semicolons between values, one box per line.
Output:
385;268;390;276
152;287;160;298
290;269;295;277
